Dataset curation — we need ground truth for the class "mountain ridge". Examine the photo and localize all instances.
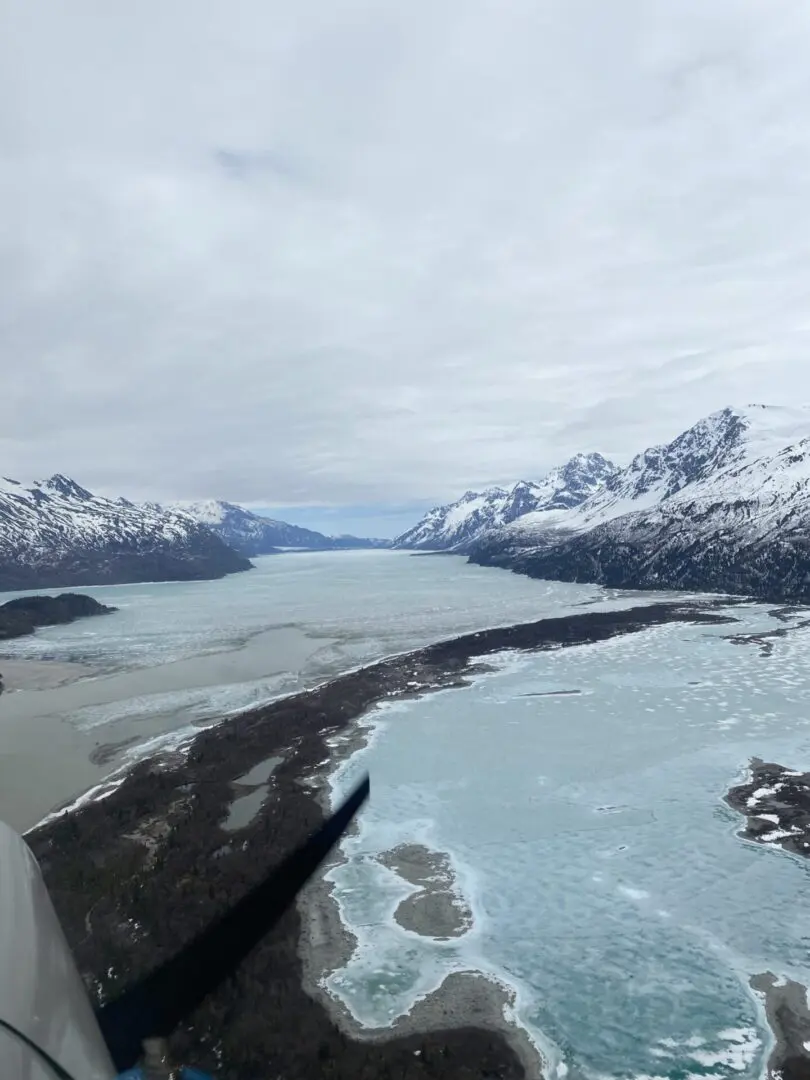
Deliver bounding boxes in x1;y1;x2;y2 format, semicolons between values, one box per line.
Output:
0;475;252;592
469;404;810;602
393;452;619;551
171;500;391;557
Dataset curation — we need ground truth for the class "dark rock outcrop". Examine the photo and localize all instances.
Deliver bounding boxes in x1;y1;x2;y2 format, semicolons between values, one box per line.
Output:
725;758;810;858
726;761;810;1079
471;520;810;603
0;592;116;641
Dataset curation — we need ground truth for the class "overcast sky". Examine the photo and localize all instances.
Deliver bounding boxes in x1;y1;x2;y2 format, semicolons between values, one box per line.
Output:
4;2;810;535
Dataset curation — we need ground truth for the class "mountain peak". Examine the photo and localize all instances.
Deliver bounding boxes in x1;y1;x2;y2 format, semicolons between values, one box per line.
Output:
171;498;235;526
504;402;810;547
471;403;810;603
35;474;95;501
394;453;618;551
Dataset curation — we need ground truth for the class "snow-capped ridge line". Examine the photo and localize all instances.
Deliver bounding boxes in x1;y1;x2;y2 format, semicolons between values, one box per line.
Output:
0;476;251;591
470;404;810;603
394;452;619;551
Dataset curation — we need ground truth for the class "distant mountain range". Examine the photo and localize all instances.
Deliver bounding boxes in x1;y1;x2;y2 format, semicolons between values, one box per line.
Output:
467;404;810;602
393;453;619;550
9;402;810;601
171;500;390;558
0;475;251;591
0;478;387;592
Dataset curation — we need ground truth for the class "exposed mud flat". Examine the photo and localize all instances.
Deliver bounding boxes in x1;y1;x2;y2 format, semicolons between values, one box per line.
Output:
750;973;810;1080
377;844;474;940
0;656;98;692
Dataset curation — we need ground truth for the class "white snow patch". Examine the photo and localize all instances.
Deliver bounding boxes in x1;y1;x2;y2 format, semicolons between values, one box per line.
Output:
34;775;128;828
617;885;650;901
749;784;782;802
760;829;799;842
691;1028;760;1071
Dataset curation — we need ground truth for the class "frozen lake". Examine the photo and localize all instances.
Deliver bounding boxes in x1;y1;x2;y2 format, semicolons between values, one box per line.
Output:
0;551;636;830
326;603;810;1080
2;549;803;1077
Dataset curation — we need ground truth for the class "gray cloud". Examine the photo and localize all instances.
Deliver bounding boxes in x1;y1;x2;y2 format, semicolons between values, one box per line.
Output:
3;1;810;507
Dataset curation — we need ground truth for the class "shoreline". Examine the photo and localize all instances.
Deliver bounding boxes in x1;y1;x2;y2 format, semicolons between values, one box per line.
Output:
27;599;740;1078
377;843;474;939
0;624;338;835
725;758;810;863
750;973;810;1080
297;701;548;1076
299;857;547;1078
725;761;810;1078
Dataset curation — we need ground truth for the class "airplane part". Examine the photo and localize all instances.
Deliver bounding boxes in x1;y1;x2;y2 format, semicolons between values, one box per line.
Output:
0;774;370;1078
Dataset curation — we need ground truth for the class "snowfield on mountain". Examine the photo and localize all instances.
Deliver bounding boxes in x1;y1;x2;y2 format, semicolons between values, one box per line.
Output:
0;475;251;591
470;404;810;601
394;453;618;551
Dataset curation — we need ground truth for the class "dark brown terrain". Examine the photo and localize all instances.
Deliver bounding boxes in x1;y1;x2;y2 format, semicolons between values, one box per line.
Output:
28;601;737;1079
726;760;810;1080
726;758;810;859
0;592;115;641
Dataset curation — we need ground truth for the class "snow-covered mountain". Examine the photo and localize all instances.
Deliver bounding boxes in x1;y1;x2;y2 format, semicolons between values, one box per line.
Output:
168;500;285;557
172;500;390;556
394;453;619;551
471;404;810;601
0;475;251;592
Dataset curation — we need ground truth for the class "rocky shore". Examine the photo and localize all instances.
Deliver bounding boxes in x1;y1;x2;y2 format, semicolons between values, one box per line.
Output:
750;974;810;1080
726;760;810;1079
27;600;737;1079
726;758;810;859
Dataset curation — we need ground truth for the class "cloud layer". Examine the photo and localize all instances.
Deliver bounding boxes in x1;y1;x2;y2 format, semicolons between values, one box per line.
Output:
4;1;810;505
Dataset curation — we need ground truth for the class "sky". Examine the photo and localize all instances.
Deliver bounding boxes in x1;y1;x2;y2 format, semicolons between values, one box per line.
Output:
4;2;810;537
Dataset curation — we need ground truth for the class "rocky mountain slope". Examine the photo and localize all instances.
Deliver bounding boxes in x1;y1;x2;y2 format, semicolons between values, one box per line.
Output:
470;404;810;602
173;500;390;557
0;475;251;592
394;453;618;550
